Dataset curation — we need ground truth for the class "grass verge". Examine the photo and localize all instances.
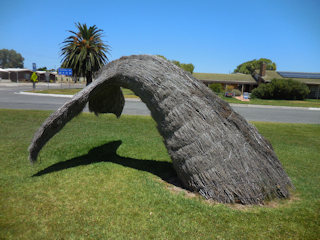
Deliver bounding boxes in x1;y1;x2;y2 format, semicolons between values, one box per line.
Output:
216;93;320;108
0;109;319;239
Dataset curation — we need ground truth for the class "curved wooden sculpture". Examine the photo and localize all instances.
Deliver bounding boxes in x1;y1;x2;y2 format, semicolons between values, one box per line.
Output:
29;55;293;204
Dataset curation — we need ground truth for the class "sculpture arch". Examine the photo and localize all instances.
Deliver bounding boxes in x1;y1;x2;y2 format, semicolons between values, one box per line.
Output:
29;55;293;204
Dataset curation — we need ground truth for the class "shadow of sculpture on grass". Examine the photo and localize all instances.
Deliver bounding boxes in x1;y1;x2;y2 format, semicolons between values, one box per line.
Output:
33;140;183;188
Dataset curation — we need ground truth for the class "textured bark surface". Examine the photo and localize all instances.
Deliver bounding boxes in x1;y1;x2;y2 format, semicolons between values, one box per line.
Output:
29;55;293;204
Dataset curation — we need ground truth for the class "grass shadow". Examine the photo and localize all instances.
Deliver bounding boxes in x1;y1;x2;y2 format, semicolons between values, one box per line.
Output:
33;140;183;188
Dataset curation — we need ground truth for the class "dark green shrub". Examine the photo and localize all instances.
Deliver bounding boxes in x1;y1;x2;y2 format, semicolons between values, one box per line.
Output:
252;83;274;99
251;79;310;100
209;83;223;93
232;89;241;96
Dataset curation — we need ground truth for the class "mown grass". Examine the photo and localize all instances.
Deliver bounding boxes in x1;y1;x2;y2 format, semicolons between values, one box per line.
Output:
0;109;319;239
30;88;139;98
216;93;320;108
31;88;81;95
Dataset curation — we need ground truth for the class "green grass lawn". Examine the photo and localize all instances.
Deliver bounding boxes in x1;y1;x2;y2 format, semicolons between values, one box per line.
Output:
30;88;139;98
31;88;81;95
217;93;320;108
0;109;319;239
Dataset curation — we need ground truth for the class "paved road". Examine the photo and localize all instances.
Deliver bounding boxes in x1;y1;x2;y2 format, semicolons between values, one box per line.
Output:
0;84;150;115
0;84;319;124
231;104;319;123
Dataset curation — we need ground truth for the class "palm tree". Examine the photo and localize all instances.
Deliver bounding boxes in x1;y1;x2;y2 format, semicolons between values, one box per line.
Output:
61;22;110;85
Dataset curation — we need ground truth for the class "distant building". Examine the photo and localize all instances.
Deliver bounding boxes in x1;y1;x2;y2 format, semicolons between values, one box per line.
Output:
193;63;320;98
0;68;33;82
36;71;57;82
253;64;320;98
0;69;9;80
0;68;59;82
193;72;257;93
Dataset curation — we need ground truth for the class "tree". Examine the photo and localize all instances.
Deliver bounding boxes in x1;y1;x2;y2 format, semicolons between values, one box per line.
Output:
234;58;276;74
29;55;293;205
0;49;24;68
171;60;195;74
180;63;195;74
37;67;47;71
156;55;195;74
208;83;223;93
61;22;110;85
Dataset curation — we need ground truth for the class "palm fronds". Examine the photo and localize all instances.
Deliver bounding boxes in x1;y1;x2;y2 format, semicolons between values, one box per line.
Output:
61;22;110;85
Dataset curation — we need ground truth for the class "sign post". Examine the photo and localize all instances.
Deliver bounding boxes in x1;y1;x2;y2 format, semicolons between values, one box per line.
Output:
31;72;38;90
32;63;37;72
58;68;73;88
45;72;50;88
58;68;73;76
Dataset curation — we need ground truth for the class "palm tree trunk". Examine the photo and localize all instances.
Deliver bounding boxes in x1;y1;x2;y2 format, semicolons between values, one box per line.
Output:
86;72;92;86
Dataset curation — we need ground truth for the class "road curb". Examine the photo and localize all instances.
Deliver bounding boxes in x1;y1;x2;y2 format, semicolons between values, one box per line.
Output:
16;91;142;102
16;91;74;98
230;103;320;111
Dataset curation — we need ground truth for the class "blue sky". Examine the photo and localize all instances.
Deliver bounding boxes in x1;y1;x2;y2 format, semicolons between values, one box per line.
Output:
1;0;319;73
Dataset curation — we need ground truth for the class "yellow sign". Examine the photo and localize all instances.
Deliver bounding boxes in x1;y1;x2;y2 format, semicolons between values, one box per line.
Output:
31;72;38;82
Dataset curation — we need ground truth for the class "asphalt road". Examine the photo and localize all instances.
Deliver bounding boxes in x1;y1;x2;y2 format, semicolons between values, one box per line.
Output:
0;84;319;124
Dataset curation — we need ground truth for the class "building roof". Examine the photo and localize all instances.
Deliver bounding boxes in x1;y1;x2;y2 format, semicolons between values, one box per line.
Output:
277;71;320;79
36;71;57;75
2;68;33;72
255;70;320;85
36;71;47;74
193;72;257;84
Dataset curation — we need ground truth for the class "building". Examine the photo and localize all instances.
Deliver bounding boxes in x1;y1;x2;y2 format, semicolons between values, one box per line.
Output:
0;69;9;80
0;68;59;82
0;68;33;82
253;64;320;99
36;71;57;82
193;72;258;93
193;63;320;99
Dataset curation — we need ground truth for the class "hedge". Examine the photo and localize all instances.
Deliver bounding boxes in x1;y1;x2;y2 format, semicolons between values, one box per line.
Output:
251;79;310;100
